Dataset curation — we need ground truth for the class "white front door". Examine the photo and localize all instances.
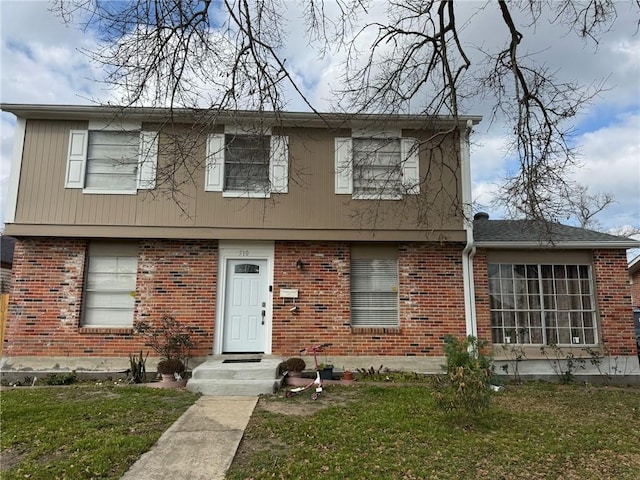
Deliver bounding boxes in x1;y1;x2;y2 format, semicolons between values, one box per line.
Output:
223;259;268;353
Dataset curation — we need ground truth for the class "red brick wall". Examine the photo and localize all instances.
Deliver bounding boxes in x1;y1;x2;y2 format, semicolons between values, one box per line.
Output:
272;241;467;357
135;240;217;357
272;241;350;355
7;237;470;359
472;249;492;345
5;238;87;356
593;249;638;356
630;270;640;308
4;238;217;357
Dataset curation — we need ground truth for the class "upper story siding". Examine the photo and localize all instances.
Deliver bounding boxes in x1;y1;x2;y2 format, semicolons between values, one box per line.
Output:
3;106;480;242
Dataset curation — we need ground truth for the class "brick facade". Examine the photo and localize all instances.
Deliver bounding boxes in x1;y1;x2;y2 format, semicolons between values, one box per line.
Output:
472;249;492;345
4;238;217;357
4;239;636;359
593;249;638;356
271;241;467;357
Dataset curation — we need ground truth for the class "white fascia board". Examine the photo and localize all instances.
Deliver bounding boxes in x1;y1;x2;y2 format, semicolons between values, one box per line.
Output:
475;241;640;249
4;117;26;224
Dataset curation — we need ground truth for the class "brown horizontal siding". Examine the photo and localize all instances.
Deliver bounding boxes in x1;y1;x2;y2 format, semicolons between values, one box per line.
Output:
13;120;465;234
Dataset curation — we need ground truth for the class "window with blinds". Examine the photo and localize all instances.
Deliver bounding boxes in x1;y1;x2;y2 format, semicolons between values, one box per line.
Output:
86;131;139;190
83;242;138;328
352;138;402;198
224;134;270;192
350;245;399;327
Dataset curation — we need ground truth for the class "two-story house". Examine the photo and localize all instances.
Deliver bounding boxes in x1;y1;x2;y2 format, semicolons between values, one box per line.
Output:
1;104;638;380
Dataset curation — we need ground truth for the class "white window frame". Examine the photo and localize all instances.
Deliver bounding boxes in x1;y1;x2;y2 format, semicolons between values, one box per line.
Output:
82;242;138;328
488;263;598;346
65;121;158;194
350;245;399;327
205;126;289;198
335;130;419;199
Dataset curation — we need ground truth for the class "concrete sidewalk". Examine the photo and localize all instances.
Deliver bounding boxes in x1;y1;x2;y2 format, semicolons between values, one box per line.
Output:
120;396;258;480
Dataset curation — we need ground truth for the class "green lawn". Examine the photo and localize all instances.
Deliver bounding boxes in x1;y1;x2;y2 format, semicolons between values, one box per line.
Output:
0;384;199;480
227;382;640;480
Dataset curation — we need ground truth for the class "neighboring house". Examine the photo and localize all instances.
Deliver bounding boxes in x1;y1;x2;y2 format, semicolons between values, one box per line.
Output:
0;235;16;294
629;255;640;308
629;255;640;353
1;103;638;378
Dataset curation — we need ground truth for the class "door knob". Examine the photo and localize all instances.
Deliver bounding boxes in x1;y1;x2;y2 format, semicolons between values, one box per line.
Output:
261;309;265;325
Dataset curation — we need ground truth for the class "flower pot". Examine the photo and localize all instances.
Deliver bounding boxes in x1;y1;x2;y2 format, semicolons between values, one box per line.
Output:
319;366;333;380
342;370;354;381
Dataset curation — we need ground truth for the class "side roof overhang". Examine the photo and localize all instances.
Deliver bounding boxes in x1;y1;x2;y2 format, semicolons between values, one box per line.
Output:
473;218;640;250
0;103;482;130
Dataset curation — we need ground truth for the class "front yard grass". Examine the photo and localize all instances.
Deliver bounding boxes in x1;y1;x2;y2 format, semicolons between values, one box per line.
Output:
0;384;199;480
227;382;640;479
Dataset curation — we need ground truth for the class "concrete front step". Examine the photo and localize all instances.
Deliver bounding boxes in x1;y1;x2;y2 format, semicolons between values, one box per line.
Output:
186;357;282;396
187;378;279;396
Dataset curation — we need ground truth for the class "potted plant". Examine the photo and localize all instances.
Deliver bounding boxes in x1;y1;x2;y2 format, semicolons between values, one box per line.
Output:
156;358;186;382
280;357;306;377
318;362;334;380
133;315;195;386
341;370;354;381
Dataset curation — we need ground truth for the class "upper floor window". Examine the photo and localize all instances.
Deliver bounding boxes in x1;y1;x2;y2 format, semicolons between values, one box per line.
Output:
335;132;419;199
65;124;158;194
205;131;289;197
352;138;402;198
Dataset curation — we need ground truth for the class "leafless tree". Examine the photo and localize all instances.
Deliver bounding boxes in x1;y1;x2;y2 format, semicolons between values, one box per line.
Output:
568;185;615;230
50;0;640;227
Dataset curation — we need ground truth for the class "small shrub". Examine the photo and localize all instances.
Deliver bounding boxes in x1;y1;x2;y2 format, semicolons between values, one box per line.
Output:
44;371;78;385
280;357;306;373
540;343;585;383
133;315;195;364
129;350;148;383
157;358;186;375
432;335;493;421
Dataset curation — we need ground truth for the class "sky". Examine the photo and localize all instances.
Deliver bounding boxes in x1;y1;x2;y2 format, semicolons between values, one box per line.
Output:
1;1;639;239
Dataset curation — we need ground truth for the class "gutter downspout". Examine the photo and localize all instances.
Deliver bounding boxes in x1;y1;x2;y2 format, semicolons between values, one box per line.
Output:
460;119;478;338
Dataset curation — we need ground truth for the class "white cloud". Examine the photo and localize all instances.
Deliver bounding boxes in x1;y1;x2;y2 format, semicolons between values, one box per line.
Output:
570;111;640;228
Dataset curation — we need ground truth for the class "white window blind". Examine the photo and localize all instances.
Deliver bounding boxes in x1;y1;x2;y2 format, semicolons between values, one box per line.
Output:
351;258;399;327
335;136;420;198
353;138;402;198
65;128;157;192
83;243;138;327
86;131;139;190
205;133;289;196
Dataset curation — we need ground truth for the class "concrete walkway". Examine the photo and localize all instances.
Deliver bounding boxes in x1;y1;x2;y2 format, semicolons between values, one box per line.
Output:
120;396;258;480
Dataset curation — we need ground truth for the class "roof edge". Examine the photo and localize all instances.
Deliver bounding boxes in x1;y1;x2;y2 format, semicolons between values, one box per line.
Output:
0;103;482;129
475;240;640;249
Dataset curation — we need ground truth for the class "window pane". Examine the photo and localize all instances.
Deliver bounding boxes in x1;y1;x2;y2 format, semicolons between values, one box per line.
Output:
353;138;401;196
351;257;398;327
83;247;137;327
487;263;596;346
86;131;138;190
224;135;270;192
